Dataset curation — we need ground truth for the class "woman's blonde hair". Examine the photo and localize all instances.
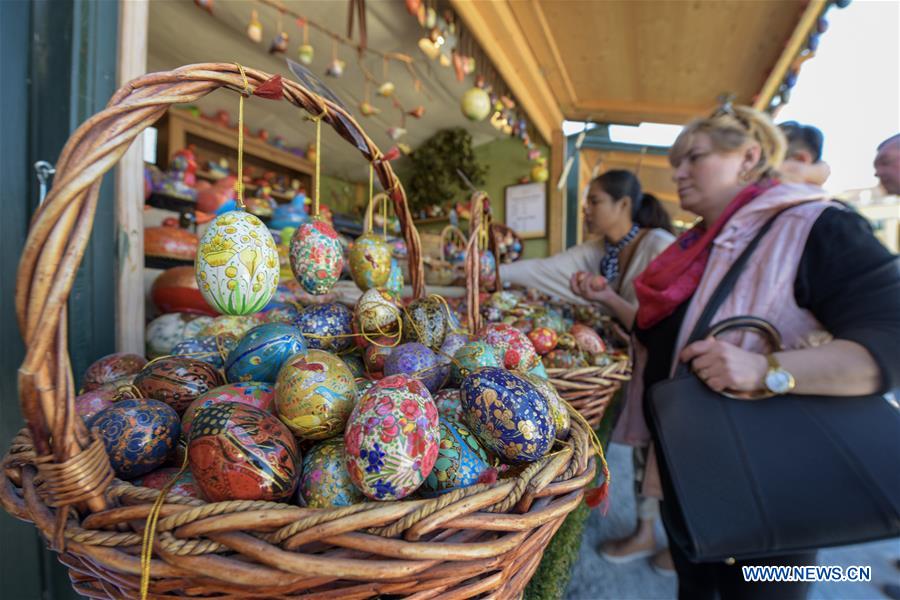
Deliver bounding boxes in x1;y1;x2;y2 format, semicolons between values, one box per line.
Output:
669;105;787;181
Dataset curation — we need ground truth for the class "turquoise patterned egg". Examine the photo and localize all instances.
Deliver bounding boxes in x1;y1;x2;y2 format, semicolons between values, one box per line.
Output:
385;258;404;298
528;360;549;379
422;417;491;496
146;313;214;358
450;341;499;386
384;342;444;393
349;233;392;291
172;334;238;369
521;373;570;440
196;210;280;315
344;374;439;500
275;350;357;440
461;367;555;463
438;333;470;366
433;388;463;421
225;323;308;383
477;323;539;371
289;219;344;295
295;302;354;353
297;437;365;508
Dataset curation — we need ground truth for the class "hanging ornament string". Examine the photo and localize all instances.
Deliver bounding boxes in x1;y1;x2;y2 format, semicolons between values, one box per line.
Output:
140;451;190;599
367;163;375;232
306;109;324;217
234;64;252;210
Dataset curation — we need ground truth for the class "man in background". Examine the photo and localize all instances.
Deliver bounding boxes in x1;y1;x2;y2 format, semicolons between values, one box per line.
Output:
874;133;900;195
778;121;831;186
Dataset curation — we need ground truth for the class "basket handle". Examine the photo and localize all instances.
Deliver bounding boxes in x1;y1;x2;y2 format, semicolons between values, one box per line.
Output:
464;191;502;332
439;224;466;262
13;63;424;517
362;191;392;237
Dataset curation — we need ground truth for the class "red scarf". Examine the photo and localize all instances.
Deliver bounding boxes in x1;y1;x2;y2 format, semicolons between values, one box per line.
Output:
633;181;777;329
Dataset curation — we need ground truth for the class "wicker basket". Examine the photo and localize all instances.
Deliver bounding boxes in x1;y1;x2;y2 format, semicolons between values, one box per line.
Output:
546;359;631;429
0;63;600;599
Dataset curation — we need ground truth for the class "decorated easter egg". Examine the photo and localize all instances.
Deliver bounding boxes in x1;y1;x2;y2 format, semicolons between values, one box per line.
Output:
82;352;147;392
344;374;439;500
401;296;452;349
134;357;224;414
189;402;300;501
151;266;216;316
461;86;491;121
181;382;275;439
171;334;238;369
363;335;395;376
529;360;549;379
92;399;180;479
224;323;307;383
197;314;261;338
290;219;344;295
570;323;607;355
196;210;279;315
349;233;392;291
477;323;539;371
297;437;365;507
263;302;302;324
421;417;491;496
433;388;463;421
135;467;202;499
461;367;555;463
355;288;400;337
512;318;534;335
522;373;570;440
528;327;558;355
543;349;587;370
384;342;445;393
146;313;213;358
295;302;354;353
385;258;404;298
534;312;568;334
451;341;500;386
343;353;367;379
556;333;578;350
275;350;357;440
76;385;137;426
479;250;497;290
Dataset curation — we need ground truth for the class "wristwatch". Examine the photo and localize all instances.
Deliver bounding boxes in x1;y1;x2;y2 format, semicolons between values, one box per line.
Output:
764;354;796;395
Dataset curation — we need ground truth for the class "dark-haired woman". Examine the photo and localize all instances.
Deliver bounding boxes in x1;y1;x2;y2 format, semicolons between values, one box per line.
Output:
501;170;675;312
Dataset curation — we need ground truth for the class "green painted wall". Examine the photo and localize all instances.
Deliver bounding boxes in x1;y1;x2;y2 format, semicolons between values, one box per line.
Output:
474;137;550;260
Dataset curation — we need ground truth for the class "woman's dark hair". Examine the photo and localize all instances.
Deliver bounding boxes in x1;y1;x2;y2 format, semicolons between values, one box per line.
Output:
591;170;674;233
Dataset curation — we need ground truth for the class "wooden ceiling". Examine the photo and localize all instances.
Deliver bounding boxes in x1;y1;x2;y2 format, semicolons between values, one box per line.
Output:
455;0;818;127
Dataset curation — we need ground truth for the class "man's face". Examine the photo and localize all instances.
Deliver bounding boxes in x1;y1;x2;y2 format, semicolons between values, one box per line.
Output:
874;140;900;195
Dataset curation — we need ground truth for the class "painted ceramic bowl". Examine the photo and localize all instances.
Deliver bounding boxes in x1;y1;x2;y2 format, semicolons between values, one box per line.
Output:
421;417;491;496
171;334;238;369
92;398;181;479
477;322;539;371
450;341;500;386
297;437;365;508
384;342;445;393
82;353;147;392
274;350;357;440
146;313;213;358
189;402;300;502
295;302;354;353
290;219;344;295
224;322;308;383
461;367;555;463
196;210;279;315
181;381;276;439
134;357;224;414
349;233;392;291
151;266;216;316
344;375;439;500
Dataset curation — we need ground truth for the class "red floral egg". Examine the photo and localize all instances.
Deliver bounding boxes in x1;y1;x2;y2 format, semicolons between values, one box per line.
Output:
570;323;607;355
528;327;559;355
82;353;147;392
134;357;224;414
189;402;300;502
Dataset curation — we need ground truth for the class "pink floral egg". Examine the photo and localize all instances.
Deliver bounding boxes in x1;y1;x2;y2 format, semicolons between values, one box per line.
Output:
290;219;344;295
570;323;607;355
344;374;439;500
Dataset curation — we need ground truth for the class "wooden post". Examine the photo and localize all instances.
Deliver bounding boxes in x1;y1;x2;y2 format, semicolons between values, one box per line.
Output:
548;128;565;255
115;0;149;355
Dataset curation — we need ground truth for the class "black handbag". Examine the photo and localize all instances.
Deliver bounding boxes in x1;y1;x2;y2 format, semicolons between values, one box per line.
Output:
647;207;900;562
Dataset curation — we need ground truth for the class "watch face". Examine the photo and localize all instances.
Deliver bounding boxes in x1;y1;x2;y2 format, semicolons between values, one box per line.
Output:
766;370;792;394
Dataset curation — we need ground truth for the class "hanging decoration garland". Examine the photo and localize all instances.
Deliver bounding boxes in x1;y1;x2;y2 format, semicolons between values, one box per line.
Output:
296;17;314;65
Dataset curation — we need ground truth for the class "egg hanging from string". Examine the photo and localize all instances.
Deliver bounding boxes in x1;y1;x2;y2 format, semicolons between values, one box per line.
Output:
298;44;315;65
326;58;345;77
196;211;279;315
270;31;289;55
247;9;263;44
289;219;344;295
461;87;491;121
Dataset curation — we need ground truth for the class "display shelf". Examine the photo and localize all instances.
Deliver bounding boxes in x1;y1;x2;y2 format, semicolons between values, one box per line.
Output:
195;169;299;204
144;255;194;270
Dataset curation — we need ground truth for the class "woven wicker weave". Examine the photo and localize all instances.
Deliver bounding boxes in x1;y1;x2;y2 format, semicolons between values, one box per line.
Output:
0;64;599;599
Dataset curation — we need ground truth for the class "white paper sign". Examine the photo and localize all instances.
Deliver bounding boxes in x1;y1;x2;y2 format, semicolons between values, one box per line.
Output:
504;182;547;239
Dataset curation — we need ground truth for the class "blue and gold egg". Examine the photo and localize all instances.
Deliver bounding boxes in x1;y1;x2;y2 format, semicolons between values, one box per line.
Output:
450;341;499;386
461;367;555;463
384;342;445;393
172;334;238;369
224;323;307;383
297;437;365;508
422;417;491;496
295;302;354;353
92;399;181;479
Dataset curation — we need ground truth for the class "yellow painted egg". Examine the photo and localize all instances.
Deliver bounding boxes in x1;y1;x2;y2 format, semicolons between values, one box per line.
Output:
349;233;392;291
275;350;358;440
196;211;279;315
355;288;400;338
